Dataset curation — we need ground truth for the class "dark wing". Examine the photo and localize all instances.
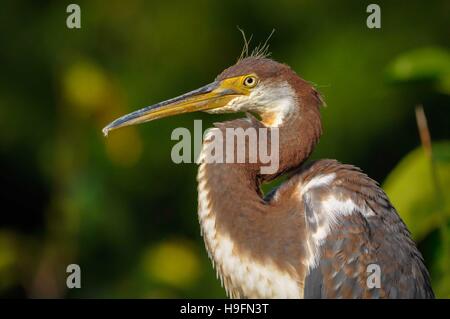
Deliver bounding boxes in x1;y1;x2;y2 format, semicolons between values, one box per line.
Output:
299;160;434;299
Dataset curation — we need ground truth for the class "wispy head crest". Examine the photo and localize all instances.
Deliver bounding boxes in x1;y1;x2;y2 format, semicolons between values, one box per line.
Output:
237;28;275;62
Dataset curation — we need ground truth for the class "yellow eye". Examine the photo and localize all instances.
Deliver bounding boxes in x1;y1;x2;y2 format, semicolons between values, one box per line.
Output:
243;75;258;88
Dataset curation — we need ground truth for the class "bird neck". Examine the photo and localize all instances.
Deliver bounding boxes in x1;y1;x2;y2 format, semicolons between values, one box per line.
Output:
261;105;322;181
196;105;321;298
197;94;323;215
198;85;323;200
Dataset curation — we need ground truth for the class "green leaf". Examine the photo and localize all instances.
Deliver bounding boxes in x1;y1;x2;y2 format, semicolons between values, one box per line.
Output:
387;47;450;83
384;142;450;298
383;141;450;241
437;72;450;95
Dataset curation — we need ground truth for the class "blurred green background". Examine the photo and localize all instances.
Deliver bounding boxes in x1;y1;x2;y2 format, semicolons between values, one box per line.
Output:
0;0;449;298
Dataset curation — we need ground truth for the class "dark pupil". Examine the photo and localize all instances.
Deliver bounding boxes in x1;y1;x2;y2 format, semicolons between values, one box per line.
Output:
246;77;253;85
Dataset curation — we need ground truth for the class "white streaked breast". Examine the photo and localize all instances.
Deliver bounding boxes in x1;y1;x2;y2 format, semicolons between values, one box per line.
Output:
197;163;302;299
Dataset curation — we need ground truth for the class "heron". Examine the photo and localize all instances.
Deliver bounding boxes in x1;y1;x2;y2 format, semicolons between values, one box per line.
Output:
102;52;434;298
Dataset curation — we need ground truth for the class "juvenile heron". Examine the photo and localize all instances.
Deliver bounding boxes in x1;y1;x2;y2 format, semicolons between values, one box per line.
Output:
103;54;434;298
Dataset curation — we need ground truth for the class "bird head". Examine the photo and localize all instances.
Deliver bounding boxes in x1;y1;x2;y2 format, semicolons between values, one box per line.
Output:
103;57;321;136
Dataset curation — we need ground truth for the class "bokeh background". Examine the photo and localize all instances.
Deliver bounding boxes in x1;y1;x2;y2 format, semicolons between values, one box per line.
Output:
0;0;449;298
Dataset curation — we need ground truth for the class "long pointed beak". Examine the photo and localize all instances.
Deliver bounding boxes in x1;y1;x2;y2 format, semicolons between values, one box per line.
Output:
102;81;239;136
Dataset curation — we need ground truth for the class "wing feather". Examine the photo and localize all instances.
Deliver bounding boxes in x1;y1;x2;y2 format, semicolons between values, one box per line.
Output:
299;160;434;299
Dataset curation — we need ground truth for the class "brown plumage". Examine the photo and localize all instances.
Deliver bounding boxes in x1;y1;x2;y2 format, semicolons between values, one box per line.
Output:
103;56;434;299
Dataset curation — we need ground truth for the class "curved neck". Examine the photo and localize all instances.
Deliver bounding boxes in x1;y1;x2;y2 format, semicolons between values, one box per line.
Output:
261;106;322;182
199;82;323;201
198;101;322;219
196;108;321;298
196;76;323;297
